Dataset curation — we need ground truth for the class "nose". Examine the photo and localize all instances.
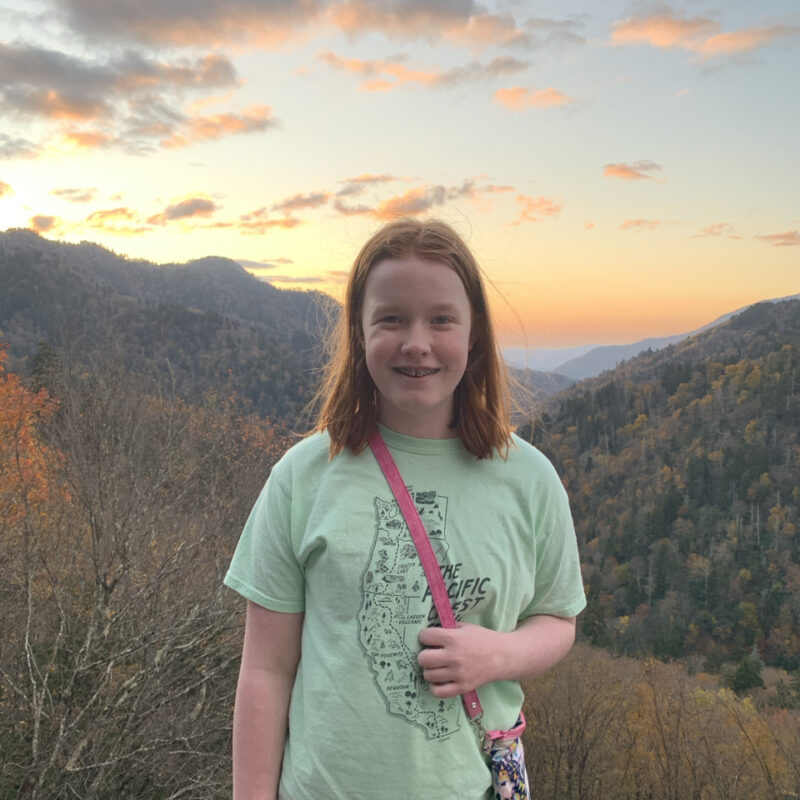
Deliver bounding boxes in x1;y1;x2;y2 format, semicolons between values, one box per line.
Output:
400;321;431;356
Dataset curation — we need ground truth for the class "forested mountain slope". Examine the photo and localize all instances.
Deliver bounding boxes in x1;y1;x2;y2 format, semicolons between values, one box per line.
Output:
0;230;329;425
524;299;800;671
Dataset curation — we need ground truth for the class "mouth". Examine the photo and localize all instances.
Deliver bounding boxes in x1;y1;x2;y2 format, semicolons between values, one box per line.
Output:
393;367;440;377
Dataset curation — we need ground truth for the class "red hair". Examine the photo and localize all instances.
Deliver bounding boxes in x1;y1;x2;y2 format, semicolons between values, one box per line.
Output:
314;218;511;459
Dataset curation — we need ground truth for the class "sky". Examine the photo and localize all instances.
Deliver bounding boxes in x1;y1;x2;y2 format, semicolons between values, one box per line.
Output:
0;0;798;349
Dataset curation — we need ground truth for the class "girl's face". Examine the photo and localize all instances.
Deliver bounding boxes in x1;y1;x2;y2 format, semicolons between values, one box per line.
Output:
361;254;474;439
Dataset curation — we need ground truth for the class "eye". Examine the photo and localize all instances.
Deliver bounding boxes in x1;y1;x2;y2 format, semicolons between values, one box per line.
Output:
378;315;401;325
432;315;454;326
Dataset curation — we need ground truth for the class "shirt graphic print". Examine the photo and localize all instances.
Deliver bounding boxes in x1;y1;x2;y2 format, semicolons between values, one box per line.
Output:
356;487;492;740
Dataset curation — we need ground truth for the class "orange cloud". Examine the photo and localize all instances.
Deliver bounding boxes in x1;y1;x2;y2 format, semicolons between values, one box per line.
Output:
604;161;664;181
611;13;716;49
161;105;275;148
84;206;150;235
444;13;532;50
693;222;741;239
756;230;800;247
0;181;12;198
698;26;799;57
494;86;572;110
237;207;303;235
611;12;799;60
61;129;115;150
147;197;219;225
326;2;582;54
319;51;528;91
619;218;663;230
513;194;562;224
374;186;447;219
30;215;60;233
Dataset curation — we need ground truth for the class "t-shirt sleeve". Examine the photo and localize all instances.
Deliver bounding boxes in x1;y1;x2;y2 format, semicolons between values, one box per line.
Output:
223;463;305;612
519;461;586;620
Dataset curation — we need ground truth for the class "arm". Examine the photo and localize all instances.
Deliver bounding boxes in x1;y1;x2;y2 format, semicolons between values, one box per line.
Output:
232;601;304;800
417;615;575;698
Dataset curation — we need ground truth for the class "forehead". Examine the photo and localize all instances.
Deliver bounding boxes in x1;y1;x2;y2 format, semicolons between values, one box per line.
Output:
362;255;470;308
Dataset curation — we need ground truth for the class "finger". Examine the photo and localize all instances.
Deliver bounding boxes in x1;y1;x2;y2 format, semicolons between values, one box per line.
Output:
418;626;451;647
428;681;461;699
421;665;452;683
417;647;449;669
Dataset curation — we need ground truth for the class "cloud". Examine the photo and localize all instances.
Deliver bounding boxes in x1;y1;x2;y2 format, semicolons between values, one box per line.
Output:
333;178;516;219
0;43;272;155
51;186;97;202
60;129;116;150
693;222;741;239
237;257;295;269
0;44;239;123
326;2;584;53
0;180;12;198
160;105;277;149
443;12;533;50
57;0;322;48
272;191;331;212
327;0;482;40
84;206;151;235
610;11;799;61
30;215;59;233
603;160;664;181
147;197;219;225
265;274;327;284
756;230;800;247
0;133;40;159
373;185;448;218
336;173;398;196
319;51;527;91
494;85;573;109
237;207;303;234
619;218;663;230
512;194;562;224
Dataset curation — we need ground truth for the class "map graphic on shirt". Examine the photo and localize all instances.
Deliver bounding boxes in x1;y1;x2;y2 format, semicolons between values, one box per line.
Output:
357;489;463;740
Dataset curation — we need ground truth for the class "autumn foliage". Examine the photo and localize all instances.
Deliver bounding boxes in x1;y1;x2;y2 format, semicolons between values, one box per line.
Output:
0;344;58;528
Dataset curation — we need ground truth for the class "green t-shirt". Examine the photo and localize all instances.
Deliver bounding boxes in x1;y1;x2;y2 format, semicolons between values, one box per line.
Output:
225;426;586;800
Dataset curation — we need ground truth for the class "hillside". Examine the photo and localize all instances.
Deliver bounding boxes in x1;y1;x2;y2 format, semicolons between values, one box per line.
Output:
523;299;800;672
0;230;330;426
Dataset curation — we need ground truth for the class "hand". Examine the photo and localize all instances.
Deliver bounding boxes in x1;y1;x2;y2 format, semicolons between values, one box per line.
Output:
417;623;501;698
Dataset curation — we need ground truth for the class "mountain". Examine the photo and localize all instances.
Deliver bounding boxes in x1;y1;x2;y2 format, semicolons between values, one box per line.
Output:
0;229;330;425
522;299;800;671
504;344;596;371
507;293;800;381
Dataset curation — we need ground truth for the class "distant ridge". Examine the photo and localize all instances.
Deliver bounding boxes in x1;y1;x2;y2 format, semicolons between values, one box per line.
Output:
522;293;800;381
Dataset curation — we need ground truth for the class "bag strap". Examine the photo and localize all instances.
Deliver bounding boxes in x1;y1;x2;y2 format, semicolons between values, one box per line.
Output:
369;430;483;721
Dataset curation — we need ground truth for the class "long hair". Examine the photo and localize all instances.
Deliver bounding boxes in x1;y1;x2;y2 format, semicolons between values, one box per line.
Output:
314;218;511;459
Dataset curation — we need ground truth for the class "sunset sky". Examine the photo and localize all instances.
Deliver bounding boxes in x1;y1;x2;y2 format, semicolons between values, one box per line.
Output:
1;0;798;348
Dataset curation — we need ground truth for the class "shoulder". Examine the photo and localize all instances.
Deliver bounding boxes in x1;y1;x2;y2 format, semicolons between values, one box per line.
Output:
271;431;332;480
506;433;561;475
495;434;568;498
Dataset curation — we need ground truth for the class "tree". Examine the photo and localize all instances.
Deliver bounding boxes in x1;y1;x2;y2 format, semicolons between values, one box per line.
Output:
1;354;288;797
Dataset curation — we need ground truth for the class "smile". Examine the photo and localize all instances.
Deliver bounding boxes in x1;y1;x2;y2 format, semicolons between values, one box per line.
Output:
394;367;439;377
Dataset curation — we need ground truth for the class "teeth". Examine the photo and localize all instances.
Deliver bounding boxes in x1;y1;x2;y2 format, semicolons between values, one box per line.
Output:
397;367;437;377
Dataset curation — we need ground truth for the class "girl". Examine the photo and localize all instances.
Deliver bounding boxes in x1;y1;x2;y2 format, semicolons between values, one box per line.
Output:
225;218;586;800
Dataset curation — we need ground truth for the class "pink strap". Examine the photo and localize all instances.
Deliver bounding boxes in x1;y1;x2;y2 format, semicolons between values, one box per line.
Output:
369;431;483;721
